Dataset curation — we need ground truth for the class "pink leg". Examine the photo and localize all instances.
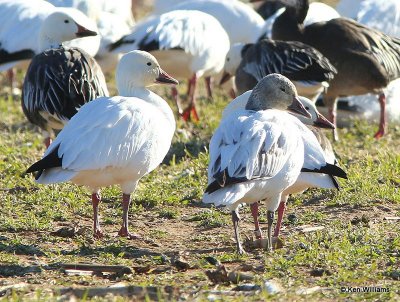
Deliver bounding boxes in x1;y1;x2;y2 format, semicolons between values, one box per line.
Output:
92;193;103;239
171;86;183;115
186;79;193;97
374;93;386;139
204;76;213;99
229;88;236;99
182;74;199;122
250;202;262;239
328;106;338;141
7;69;15;91
118;194;141;239
43;137;52;149
273;199;286;237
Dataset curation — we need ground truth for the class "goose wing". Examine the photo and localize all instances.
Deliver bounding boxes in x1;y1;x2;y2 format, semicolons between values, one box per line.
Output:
27;96;171;177
22;47;108;130
109;10;221;57
205;110;301;194
240;39;336;84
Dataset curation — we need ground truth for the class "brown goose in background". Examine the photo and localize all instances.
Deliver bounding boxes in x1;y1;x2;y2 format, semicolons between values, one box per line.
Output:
272;0;400;140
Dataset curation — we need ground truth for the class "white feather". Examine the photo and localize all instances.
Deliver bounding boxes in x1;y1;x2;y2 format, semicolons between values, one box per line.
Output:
158;0;264;44
112;10;229;79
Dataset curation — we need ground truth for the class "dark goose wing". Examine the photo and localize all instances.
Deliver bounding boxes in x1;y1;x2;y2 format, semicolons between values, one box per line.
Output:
22;47;109;130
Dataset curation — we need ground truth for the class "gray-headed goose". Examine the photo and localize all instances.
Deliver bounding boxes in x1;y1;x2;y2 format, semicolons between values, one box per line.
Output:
222;92;347;241
203;74;315;254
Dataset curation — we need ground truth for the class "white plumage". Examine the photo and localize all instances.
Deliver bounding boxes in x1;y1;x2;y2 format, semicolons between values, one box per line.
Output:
259;3;339;39
110;9;229;121
204;109;307;209
203;74;314;253
46;0;134;72
0;0;98;72
303;2;340;27
160;0;264;44
27;51;178;239
222;90;347;239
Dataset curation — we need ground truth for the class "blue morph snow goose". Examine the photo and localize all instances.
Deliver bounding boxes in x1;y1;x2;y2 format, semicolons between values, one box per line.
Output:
222;93;347;240
22;11;107;148
272;0;400;140
110;10;229;121
203;74;313;254
221;39;336;101
26;51;178;239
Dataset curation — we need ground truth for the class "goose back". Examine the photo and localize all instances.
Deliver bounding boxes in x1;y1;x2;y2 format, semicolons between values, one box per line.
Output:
22;47;109;131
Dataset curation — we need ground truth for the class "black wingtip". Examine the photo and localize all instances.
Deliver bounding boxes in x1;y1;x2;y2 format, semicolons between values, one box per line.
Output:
26;145;62;177
301;163;347;179
330;175;340;190
205;170;248;194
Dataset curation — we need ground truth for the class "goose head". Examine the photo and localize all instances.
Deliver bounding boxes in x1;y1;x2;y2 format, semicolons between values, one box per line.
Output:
296;97;335;129
220;43;248;85
116;50;178;95
39;9;97;51
245;73;311;118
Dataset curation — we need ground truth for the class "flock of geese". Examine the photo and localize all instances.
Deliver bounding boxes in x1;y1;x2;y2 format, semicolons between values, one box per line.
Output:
1;0;400;253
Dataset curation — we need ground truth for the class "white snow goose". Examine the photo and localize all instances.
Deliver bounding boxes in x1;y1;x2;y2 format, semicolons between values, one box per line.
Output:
272;0;400;140
221;39;336;101
203;74;313;254
21;10;107;148
26;50;178;239
165;0;264;44
0;1;99;85
223;92;347;239
252;98;347;240
109;10;229;122
46;0;134;73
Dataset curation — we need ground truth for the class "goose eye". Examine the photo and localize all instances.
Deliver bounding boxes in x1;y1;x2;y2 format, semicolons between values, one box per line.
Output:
64;20;69;23
305;106;310;110
280;87;286;92
147;62;152;66
226;57;230;62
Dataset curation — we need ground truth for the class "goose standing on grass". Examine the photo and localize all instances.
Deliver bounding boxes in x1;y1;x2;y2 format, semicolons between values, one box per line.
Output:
26;51;178;239
220;39;336;101
223;94;347;240
272;0;400;140
203;74;312;254
109;10;229;122
22;11;107;148
252;99;347;239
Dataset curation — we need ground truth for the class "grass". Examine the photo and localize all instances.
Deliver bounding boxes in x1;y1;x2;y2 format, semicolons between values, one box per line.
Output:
1;0;400;297
1;74;399;301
